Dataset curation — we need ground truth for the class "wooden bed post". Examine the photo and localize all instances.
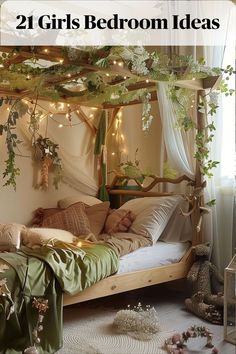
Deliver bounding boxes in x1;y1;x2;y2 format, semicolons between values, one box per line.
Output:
191;89;206;246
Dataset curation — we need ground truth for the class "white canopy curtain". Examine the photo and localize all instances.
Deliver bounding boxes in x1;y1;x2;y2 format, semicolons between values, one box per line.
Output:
157;83;195;180
157;8;235;273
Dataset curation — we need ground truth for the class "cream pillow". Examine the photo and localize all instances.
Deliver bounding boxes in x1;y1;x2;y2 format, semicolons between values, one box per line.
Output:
21;227;76;248
120;196;182;244
58;195;102;209
31;228;76;242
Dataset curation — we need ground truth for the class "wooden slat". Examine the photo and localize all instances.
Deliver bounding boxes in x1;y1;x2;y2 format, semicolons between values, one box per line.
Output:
63;248;194;306
108;174;195;191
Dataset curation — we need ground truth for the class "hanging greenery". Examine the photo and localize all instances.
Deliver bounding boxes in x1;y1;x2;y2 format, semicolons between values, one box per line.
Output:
167;61;235;179
33;136;62;189
0;97;62;190
0;46;234;189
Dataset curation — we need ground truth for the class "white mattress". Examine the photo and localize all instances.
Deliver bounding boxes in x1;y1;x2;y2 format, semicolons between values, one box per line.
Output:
117;241;190;274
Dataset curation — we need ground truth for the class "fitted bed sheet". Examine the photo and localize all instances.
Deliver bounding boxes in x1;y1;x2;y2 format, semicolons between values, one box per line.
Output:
117;241;191;274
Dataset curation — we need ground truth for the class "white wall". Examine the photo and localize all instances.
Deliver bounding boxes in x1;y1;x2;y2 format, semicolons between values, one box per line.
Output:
0;103;98;225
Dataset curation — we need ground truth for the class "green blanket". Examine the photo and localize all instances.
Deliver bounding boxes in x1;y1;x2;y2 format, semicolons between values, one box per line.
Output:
0;240;119;354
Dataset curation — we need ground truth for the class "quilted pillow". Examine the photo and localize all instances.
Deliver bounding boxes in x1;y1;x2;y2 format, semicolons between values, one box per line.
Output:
42;202;90;236
104;209;136;235
120;196;183;244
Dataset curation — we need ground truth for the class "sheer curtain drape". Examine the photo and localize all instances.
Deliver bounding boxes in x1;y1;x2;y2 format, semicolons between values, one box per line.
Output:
157;83;195;180
157;13;235;272
203;44;235;271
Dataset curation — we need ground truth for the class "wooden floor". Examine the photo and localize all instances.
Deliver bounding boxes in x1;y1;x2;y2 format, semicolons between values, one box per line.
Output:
61;281;235;353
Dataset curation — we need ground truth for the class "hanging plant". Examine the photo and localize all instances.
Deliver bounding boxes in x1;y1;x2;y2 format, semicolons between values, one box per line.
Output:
167;62;235;180
33;136;62;189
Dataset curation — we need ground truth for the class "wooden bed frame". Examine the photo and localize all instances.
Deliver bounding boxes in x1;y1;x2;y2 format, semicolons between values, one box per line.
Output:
63;83;212;307
0;46;215;307
63;173;203;306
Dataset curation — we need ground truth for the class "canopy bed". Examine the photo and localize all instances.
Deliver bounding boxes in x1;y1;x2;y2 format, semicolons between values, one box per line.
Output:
0;46;224;353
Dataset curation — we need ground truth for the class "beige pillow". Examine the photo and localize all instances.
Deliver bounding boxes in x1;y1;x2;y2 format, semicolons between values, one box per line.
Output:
120;196;182;244
85;201;110;236
0;223;22;252
104;209;136;235
58;195;102;209
42;202;91;236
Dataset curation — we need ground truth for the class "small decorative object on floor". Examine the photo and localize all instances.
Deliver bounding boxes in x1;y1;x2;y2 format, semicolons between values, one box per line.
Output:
24;346;39;354
224;254;236;344
24;297;49;354
164;325;218;354
185;244;224;324
113;302;160;340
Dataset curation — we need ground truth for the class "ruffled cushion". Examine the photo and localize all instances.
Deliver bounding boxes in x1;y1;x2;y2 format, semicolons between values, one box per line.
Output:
104;209;136;235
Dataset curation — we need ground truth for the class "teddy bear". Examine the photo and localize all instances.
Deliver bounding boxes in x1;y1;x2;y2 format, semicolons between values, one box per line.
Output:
185;243;224;324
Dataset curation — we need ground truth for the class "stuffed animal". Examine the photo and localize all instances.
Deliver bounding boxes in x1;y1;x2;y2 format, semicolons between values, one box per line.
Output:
185;243;224;324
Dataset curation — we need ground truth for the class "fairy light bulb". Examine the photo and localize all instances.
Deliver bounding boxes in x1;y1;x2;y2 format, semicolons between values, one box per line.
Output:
118;62;123;67
58;124;63;128
106;73;110;77
59;59;64;64
89;114;94;118
43;48;48;53
112;133;115;136
145;79;149;83
113;60;117;65
111;152;116;156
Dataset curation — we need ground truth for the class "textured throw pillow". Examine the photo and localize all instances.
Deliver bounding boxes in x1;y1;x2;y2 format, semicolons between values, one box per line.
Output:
58;195;102;209
30;207;61;227
120;196;182;244
0;223;22;251
42;202;91;236
104;209;136;235
85;201;110;236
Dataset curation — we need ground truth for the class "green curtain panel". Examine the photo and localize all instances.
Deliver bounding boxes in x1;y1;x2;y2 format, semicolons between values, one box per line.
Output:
94;111;109;201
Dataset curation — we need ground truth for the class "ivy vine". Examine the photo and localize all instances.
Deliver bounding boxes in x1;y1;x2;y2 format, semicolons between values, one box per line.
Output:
0;97;62;189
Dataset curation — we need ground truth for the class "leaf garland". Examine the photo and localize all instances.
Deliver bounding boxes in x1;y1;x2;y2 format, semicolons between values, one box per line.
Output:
0;98;24;189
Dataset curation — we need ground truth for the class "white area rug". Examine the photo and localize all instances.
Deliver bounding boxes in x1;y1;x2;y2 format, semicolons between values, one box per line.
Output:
58;308;171;354
57;285;235;354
